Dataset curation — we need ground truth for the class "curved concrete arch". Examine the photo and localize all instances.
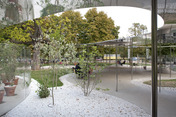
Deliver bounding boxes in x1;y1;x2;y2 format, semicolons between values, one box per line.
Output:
0;0;176;26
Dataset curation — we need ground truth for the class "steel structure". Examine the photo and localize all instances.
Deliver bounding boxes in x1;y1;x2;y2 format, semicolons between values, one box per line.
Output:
0;0;176;117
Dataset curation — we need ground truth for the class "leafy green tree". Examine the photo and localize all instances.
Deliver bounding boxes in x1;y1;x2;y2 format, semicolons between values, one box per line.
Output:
37;0;64;17
41;4;64;17
58;10;84;43
128;23;148;58
0;41;19;83
83;8;119;43
133;47;146;57
40;29;77;105
0;14;73;70
58;8;120;44
80;0;104;7
0;18;46;70
76;45;104;96
128;23;147;36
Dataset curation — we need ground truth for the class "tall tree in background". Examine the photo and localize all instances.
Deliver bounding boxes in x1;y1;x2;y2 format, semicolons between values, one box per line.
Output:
37;0;64;17
128;23;147;37
0;16;57;70
58;10;84;43
84;8;119;43
0;8;120;70
80;0;104;7
128;23;148;57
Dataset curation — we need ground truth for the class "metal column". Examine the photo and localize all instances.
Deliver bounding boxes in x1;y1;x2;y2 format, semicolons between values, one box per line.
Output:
170;47;172;78
159;37;162;93
115;41;118;92
109;45;110;64
151;0;158;116
131;37;134;80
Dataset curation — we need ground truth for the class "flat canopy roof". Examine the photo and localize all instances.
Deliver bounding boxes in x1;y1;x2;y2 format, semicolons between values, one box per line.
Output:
86;39;130;46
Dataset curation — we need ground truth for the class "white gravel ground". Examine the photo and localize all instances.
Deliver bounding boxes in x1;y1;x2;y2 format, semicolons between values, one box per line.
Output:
3;74;150;117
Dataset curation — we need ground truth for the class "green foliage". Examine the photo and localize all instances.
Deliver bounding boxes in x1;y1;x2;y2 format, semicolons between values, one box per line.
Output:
58;10;84;43
133;47;146;57
40;29;77;63
41;4;64;17
96;87;110;91
37;85;50;98
80;0;104;7
77;45;105;96
144;79;176;88
0;42;20;82
31;68;72;87
158;43;176;56
128;23;147;36
58;8;119;44
83;8;118;43
165;20;176;24
1;8;119;46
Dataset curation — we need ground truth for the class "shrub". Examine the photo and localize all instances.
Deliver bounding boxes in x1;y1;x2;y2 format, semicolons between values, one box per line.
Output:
37;85;50;98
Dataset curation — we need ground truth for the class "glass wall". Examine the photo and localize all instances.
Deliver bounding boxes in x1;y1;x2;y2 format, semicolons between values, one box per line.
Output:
0;0;176;117
0;42;31;115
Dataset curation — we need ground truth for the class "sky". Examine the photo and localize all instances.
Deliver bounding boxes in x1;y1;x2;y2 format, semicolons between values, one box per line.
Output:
73;6;164;38
33;1;164;38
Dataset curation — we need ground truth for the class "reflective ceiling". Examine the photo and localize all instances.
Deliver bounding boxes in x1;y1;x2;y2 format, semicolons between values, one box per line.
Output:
0;0;176;28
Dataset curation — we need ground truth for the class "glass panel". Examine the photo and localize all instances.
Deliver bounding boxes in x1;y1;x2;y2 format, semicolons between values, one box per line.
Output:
0;0;176;117
0;43;31;115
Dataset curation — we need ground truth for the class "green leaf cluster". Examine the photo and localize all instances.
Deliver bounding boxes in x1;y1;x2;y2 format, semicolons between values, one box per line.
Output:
128;23;147;36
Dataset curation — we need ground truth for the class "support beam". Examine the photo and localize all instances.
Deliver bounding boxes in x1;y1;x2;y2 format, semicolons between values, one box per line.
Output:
170;47;172;78
115;41;118;92
109;45;110;64
151;0;158;116
131;37;134;80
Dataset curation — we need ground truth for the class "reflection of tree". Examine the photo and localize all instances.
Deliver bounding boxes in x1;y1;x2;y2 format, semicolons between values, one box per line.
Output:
37;0;65;17
41;4;64;17
5;1;21;23
0;0;34;28
128;23;147;37
55;0;59;5
80;0;104;7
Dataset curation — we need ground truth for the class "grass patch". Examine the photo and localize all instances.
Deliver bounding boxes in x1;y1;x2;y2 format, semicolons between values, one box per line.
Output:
96;87;110;91
165;20;176;24
144;79;176;88
31;68;72;87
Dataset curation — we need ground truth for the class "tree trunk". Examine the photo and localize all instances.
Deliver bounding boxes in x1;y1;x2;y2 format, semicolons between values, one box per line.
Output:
31;43;40;70
52;63;55;105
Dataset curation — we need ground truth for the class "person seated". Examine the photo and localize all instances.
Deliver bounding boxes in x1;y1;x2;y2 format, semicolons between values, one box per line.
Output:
117;60;122;66
121;60;126;65
75;63;81;74
75;63;82;78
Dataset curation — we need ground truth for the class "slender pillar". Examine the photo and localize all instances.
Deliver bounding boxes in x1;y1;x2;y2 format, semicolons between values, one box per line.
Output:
115;41;118;92
170;47;172;78
23;46;26;97
109;45;110;64
106;54;107;63
145;34;147;70
159;38;162;92
151;0;158;116
128;45;130;67
131;37;134;80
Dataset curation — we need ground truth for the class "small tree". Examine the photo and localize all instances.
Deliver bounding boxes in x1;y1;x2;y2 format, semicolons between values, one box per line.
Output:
0;42;19;84
40;30;77;105
128;23;147;37
76;45;104;96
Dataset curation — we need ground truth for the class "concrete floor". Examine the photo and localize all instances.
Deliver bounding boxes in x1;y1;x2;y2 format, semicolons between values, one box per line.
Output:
67;65;176;117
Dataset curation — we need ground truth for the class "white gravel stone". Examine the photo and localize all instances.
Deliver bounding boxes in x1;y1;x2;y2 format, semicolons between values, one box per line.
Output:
3;74;151;117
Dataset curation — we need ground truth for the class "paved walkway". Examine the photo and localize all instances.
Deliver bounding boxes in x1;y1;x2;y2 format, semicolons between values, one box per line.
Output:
67;65;176;117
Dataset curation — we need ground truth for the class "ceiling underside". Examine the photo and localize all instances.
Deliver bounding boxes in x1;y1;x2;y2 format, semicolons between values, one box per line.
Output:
0;0;176;27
